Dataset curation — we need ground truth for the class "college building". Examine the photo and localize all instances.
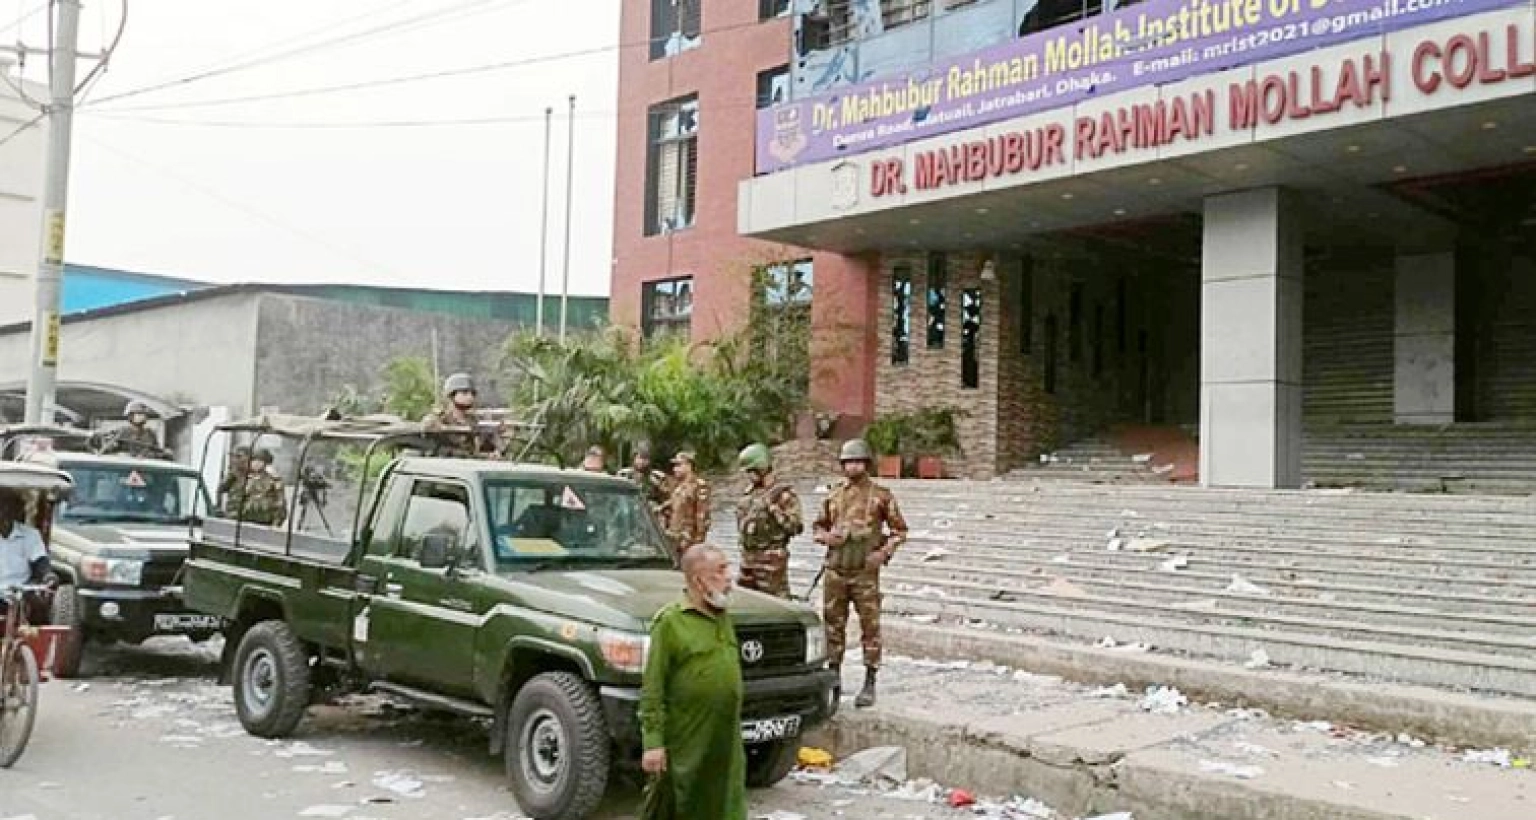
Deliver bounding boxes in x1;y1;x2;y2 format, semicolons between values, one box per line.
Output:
616;0;1535;487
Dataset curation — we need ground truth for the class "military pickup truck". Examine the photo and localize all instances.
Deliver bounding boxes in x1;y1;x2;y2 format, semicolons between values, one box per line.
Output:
184;416;836;820
2;425;215;677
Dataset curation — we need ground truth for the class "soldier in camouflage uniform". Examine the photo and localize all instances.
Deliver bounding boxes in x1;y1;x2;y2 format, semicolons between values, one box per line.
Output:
225;448;288;526
421;372;491;458
663;451;711;558
217;445;251;510
101;400;165;458
617;442;669;510
813;438;908;708
734;443;802;599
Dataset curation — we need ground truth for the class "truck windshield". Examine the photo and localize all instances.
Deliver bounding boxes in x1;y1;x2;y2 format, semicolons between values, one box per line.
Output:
484;479;670;567
59;465;206;524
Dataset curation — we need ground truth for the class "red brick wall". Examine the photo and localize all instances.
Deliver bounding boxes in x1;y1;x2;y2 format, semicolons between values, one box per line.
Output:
610;0;876;425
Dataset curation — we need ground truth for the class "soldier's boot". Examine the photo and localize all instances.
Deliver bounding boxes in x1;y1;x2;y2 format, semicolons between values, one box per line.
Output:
855;667;877;709
827;664;842;700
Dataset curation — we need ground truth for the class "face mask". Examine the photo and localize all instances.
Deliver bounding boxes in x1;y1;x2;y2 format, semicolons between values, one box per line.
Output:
705;587;731;610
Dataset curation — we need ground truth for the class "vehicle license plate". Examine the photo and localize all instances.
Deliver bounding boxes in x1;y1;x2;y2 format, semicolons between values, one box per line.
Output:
154;613;221;631
741;715;801;743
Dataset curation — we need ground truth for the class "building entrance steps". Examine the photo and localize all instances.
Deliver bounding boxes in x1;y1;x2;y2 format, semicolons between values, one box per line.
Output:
805;655;1532;820
708;479;1536;745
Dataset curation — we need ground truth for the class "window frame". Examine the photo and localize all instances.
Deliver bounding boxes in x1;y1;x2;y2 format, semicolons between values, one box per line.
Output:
650;0;702;59
926;252;947;350
756;65;791;110
892;264;913;365
642;275;695;339
395;479;477;564
960;287;982;389
644;96;700;237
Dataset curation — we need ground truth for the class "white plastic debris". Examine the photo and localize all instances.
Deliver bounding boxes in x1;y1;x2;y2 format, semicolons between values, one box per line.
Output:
1199;760;1264;779
1396;733;1427;749
1462;748;1514;767
1244;649;1272;669
1089;684;1130;698
1096;636;1118;648
921;547;952;562
1233;742;1278;758
1225;575;1271;596
905;613;940;624
887;779;943;801
370;770;426;798
835;746;908;785
756;812;808;820
275;741;335;758
1127;538;1171;553
297;807;355;819
1106;537;1125;552
1139;686;1188;714
1293;720;1334;733
71;682;90;692
1132;454;1153;463
1158;556;1189;573
1083;813;1135;820
1119;509;1140;517
1052;554;1071;564
294;761;349;775
1365;755;1402;768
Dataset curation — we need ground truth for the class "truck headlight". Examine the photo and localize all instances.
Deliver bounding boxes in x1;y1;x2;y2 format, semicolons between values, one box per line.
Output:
597;630;650;675
805;624;826;665
81;557;143;586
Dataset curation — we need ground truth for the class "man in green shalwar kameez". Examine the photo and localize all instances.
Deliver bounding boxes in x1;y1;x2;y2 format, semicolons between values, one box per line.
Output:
639;544;748;820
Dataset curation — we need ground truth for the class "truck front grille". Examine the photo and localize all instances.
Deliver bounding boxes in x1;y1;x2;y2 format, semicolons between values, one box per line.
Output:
736;624;805;677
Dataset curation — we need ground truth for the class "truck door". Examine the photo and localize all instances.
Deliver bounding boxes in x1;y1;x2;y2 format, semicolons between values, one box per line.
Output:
355;477;481;694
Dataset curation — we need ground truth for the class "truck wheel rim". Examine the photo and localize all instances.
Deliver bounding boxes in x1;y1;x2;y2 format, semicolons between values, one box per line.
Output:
243;648;277;718
520;708;565;791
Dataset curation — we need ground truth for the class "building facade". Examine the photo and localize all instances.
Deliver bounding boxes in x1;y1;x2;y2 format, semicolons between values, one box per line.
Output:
0;61;46;325
730;0;1536;485
610;0;881;430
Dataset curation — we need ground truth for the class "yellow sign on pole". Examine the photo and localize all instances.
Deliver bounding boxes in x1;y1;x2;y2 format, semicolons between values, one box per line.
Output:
44;210;66;266
42;311;60;366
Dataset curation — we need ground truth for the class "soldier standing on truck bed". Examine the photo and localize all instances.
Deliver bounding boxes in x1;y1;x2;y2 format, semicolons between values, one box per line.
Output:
734;443;801;599
422;372;493;458
664;451;710;558
226;448;288;527
100;400;165;458
217;445;251;510
619;442;670;511
813;438;908;709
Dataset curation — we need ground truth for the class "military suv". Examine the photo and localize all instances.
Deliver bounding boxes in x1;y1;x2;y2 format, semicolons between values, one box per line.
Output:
184;416;836;820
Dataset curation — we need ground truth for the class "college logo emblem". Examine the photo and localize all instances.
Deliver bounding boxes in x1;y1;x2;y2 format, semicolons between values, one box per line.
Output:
830;161;858;211
768;105;808;165
740;639;765;664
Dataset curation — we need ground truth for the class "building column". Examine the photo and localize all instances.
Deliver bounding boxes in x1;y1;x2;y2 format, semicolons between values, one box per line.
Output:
1199;188;1303;489
1394;252;1455;425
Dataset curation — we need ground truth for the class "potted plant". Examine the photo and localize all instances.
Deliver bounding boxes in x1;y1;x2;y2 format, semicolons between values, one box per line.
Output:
908;406;963;479
862;415;905;478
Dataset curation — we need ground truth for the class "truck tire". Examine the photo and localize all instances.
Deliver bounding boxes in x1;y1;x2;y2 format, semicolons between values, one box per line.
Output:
745;738;798;788
232;621;311;738
504;671;609;820
48;585;85;680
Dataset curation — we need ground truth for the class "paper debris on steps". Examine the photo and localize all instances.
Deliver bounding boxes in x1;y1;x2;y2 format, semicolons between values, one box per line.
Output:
1139;686;1188;714
1096;636;1119;648
370;771;426;798
1171;598;1219;611
921;547;952;562
298;807;355;819
1083;813;1135;820
1052;554;1071;564
888;780;944;802
1119;509;1140;518
756;812;808;820
276;741;335;758
1233;742;1278;758
1088;683;1130;698
1112;642;1151;653
1132;453;1153;463
1461;748;1514;767
948;788;977;807
1106;537;1125;552
1225;575;1271;596
1396;733;1427;748
1199;760;1264;779
1126;538;1171;553
905;613;940;624
1244;649;1272;669
1158;555;1189;573
1293;721;1334;733
294;761;350;775
1106;528;1120;538
834;746;908;785
797;747;833;769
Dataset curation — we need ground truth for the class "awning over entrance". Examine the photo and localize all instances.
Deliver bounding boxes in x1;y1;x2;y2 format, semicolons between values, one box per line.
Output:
0;381;184;425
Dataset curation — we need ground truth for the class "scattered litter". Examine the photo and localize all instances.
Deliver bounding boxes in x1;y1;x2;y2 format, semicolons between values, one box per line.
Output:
921;547;952;562
933;518;955;530
1293;720;1334;733
755;812;807;820
1089;684;1130;699
797;747;833;769
1132;454;1153;463
370;770;426;798
888;779;944;802
1225;575;1272;596
947;788;977;807
1234;742;1278;758
1106;537;1125;552
1119;510;1140;518
1244;649;1272;669
1051;554;1071;564
1396;733;1427;749
905;613;940;624
1226;708;1269;721
1199;760;1264;779
1112;642;1151;653
71;683;90;692
1365;755;1401;768
294;761;349;775
1096;637;1118;648
835;746;908;785
1106;528;1120;539
1084;813;1134;820
1126;538;1170;553
1158;556;1189;573
297;807;355;819
1006;797;1057;817
1139;686;1188;715
1461;748;1513;768
276;742;335;758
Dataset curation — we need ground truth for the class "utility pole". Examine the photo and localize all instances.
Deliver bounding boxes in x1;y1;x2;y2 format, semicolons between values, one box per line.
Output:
24;0;82;424
535;106;552;338
558;94;575;343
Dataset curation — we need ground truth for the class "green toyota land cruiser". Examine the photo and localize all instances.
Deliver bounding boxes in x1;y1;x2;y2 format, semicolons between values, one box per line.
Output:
183;415;837;820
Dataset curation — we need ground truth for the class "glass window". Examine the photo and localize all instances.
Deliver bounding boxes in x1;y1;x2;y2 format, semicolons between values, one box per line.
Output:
926;252;947;349
961;288;982;389
645;96;699;236
762;259;813;306
642;277;694;339
60;463;207;525
761;0;791;18
892;264;912;365
396;481;471;561
485;479;670;566
756;65;790;109
651;0;701;59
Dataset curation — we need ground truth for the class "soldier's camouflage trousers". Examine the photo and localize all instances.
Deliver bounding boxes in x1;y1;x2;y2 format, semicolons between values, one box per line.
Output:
822;567;881;668
738;547;790;599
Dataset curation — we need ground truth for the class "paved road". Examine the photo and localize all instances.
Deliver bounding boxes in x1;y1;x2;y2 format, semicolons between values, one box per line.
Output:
0;638;973;820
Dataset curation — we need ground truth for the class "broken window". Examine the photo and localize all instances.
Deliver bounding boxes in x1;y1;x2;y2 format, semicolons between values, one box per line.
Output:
644;97;699;236
761;0;792;18
812;0;935;48
756;65;790;109
926;252;947;349
651;0;702;59
961;288;982;389
1019;0;1106;37
642;276;694;339
892;264;912;365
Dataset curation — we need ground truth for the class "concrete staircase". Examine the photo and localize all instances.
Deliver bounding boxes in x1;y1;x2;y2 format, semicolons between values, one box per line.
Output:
1304;423;1536;494
711;480;1536;706
1010;437;1176;484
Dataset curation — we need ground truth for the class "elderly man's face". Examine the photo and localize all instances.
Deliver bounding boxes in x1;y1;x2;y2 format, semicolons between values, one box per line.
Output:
685;548;733;610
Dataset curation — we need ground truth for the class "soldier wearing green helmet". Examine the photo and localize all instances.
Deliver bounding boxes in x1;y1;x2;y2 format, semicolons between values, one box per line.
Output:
813;437;908;708
733;442;802;599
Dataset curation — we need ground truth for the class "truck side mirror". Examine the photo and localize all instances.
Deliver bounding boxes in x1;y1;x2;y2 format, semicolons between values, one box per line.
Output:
418;533;457;570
